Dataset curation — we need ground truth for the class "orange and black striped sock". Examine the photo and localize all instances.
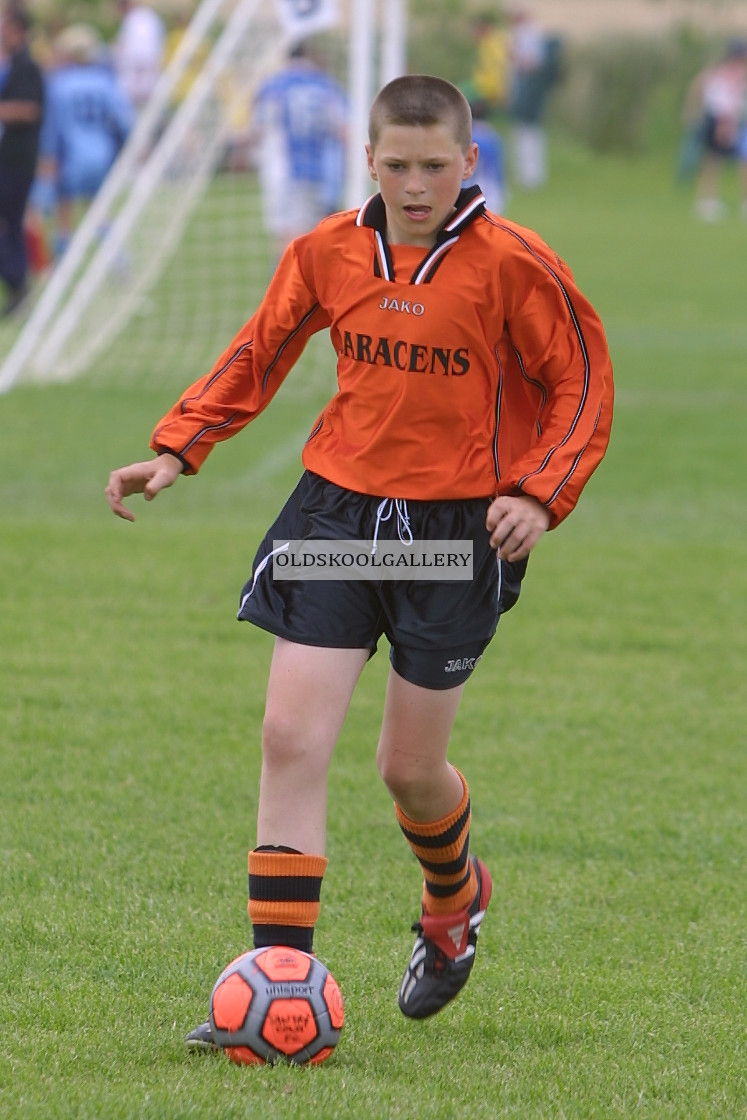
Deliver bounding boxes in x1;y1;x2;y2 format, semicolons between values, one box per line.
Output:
248;846;328;953
395;769;477;916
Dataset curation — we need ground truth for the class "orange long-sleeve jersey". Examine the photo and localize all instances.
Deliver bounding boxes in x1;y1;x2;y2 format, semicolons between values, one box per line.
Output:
151;188;613;528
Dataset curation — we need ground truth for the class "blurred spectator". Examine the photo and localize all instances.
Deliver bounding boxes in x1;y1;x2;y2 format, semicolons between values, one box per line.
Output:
0;2;44;316
2;9;54;282
252;41;347;263
738;122;747;220
690;40;747;221
470;11;511;112
32;23;134;259
0;13;8;88
163;0;207;111
464;97;508;214
507;6;562;190
112;0;165;115
678;67;710;182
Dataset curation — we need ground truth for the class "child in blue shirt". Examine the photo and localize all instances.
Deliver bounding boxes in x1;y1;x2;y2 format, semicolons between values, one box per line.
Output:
33;23;132;256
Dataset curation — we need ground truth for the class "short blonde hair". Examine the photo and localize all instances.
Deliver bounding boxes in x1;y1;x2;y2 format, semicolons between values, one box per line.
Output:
368;75;472;152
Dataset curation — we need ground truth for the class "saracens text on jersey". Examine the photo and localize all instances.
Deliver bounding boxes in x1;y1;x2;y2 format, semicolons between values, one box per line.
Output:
341;331;470;376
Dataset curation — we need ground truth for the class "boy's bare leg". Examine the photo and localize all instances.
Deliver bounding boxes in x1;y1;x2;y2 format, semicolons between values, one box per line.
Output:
257;638;370;853
186;639;368;1049
376;668;492;1018
376;668;466;821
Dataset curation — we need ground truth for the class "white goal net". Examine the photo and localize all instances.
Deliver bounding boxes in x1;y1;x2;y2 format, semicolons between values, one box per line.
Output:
0;0;405;395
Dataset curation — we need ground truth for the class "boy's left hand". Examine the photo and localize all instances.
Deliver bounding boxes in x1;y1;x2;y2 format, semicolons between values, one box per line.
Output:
486;494;550;562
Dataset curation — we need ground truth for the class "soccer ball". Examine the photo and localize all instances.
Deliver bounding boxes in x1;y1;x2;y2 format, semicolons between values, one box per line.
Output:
209;946;344;1066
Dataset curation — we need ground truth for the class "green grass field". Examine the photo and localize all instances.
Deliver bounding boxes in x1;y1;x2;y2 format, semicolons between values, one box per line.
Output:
1;143;745;1119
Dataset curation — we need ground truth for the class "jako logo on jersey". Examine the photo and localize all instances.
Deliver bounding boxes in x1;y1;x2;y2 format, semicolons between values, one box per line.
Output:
341;331;470;376
444;655;482;673
378;296;425;315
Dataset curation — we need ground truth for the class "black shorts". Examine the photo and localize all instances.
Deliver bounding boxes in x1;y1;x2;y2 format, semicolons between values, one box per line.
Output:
237;472;527;690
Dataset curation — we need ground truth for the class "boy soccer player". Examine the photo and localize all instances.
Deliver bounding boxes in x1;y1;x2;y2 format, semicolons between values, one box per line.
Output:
105;75;613;1039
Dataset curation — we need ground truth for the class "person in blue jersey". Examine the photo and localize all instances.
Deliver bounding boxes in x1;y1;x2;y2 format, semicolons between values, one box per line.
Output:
463;97;507;214
33;22;133;258
252;40;348;263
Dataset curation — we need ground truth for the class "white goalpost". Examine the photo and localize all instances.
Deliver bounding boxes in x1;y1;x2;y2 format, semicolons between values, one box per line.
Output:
0;0;408;395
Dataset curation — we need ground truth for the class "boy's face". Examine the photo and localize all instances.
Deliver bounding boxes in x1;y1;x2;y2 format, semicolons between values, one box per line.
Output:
366;122;478;248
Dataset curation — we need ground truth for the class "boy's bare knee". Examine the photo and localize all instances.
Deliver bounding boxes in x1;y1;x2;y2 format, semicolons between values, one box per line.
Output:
377;749;425;804
261;709;304;765
261;708;332;774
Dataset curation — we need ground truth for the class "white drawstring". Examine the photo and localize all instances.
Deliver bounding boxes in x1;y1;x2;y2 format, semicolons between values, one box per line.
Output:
372;498;413;555
395;499;413;545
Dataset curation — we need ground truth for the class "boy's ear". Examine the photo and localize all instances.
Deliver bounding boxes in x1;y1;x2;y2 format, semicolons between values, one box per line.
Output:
365;144;377;180
463;141;479;180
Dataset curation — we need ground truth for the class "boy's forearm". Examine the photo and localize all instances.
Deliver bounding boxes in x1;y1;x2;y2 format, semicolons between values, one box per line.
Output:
502;269;614;525
150;246;326;470
496;394;612;528
495;352;614;527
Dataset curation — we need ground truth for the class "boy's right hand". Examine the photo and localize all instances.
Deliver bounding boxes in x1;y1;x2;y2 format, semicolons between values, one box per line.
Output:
105;453;183;522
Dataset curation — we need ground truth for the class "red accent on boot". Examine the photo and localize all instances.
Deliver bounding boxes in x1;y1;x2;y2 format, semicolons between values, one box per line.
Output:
420;907;471;958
